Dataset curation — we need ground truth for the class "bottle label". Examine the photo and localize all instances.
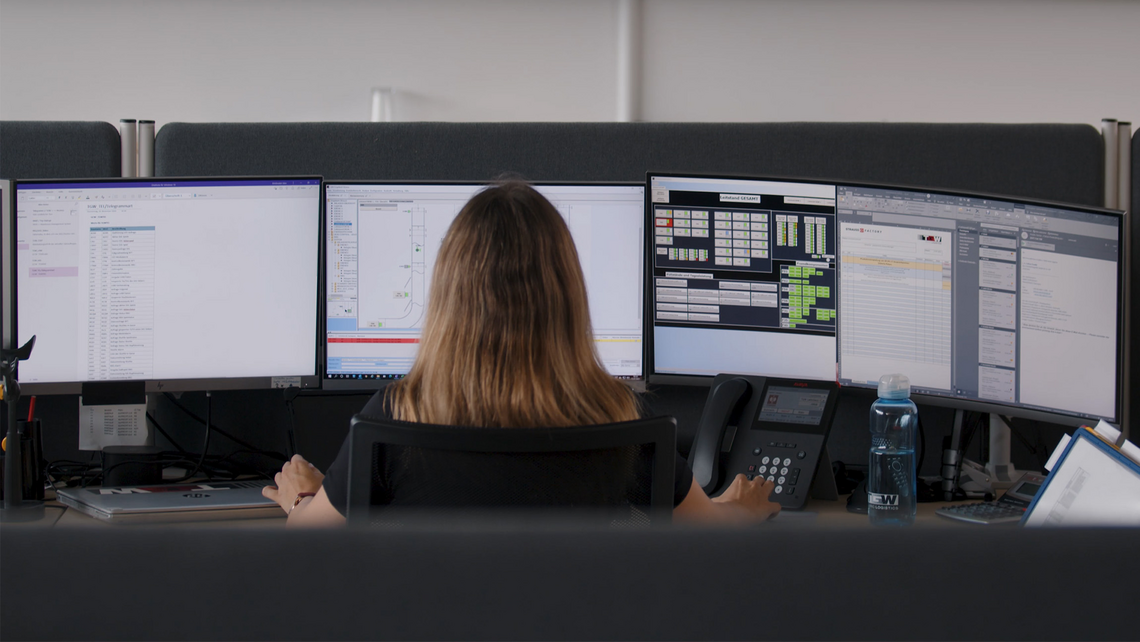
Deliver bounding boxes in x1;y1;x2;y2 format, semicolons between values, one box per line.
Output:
868;492;899;509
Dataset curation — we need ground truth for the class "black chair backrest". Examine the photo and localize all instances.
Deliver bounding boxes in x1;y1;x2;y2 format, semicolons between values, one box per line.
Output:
347;414;677;527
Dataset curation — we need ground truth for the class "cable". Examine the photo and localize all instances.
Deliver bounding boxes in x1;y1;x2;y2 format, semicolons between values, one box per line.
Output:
162;392;287;462
42;504;67;527
1000;415;1050;470
146;412;187;454
915;414;926;474
206;450;276;480
959;411;983;462
182;391;212;480
100;456;200;484
283;387;300;459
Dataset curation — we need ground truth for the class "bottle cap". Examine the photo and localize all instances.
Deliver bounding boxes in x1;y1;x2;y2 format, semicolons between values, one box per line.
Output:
877;373;911;399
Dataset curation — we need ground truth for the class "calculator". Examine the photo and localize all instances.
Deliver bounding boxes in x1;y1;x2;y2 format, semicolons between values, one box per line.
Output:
935;472;1046;525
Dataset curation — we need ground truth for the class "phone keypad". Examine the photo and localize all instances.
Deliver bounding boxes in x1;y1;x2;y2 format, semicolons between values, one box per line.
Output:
748;442;806;497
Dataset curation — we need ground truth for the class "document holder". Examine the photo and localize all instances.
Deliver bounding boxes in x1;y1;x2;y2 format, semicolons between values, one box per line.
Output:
1022;427;1140;527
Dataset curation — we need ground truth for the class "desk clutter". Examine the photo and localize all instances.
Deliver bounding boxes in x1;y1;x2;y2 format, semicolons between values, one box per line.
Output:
0;121;1136;526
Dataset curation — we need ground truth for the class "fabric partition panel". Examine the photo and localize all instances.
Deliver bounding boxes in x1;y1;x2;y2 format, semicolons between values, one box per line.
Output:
155;122;1103;207
2;528;1136;641
0;121;121;179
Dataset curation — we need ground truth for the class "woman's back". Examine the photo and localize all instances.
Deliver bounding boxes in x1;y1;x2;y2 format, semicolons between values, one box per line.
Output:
384;180;640;428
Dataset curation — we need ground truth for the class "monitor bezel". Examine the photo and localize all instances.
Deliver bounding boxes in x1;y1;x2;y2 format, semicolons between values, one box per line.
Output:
2;179;12;353
320;179;648;391
644;171;1125;426
12;176;325;394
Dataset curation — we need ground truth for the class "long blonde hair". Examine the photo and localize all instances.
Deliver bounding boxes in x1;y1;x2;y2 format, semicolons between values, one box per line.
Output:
384;181;640;427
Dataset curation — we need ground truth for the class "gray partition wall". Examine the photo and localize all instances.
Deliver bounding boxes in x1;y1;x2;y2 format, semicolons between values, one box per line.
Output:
0;121;120;179
155;122;1104;206
3;528;1137;641
1;122;122;470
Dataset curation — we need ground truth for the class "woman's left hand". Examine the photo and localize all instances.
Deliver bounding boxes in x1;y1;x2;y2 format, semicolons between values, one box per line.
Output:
263;454;325;513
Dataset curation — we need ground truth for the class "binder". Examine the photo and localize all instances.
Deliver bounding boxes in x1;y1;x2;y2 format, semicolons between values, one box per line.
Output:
1022;427;1140;527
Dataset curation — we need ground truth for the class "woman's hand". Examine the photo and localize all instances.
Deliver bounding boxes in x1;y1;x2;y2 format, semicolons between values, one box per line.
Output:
712;474;782;521
263;454;325;514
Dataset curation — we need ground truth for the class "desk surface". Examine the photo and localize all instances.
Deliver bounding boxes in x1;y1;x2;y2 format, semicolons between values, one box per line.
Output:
4;492;992;529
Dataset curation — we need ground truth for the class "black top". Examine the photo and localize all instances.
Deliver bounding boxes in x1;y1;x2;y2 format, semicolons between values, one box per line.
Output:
322;391;694;516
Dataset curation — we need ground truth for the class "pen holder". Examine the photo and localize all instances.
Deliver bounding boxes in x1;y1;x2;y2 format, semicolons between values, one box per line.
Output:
0;419;45;501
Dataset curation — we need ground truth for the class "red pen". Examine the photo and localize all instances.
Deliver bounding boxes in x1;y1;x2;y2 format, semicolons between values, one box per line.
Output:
27;396;36;422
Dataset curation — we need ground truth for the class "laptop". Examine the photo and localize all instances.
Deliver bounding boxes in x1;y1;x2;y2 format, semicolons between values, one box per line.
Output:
56;479;283;524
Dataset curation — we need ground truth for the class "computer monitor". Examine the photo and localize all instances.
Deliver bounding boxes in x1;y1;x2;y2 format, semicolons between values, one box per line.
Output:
834;183;1123;425
646;174;839;384
323;182;645;389
2;179;11;352
14;177;322;393
647;173;1124;425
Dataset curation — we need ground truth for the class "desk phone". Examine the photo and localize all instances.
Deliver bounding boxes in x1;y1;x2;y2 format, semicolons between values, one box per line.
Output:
936;472;1046;525
689;374;840;510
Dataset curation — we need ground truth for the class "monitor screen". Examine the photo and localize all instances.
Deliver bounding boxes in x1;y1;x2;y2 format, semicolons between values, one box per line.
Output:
647;175;839;382
15;178;322;393
324;182;645;388
647;173;1123;424
2;179;11;352
835;184;1122;423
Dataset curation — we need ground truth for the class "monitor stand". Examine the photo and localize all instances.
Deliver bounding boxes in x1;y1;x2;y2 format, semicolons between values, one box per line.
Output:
809;446;838;501
984;414;1030;490
941;409;996;500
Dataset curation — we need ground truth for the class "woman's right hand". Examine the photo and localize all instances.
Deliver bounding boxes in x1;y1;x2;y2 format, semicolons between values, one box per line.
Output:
263;454;325;514
712;474;782;521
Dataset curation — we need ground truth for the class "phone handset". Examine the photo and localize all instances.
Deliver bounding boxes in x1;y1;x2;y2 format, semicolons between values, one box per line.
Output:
689;377;753;494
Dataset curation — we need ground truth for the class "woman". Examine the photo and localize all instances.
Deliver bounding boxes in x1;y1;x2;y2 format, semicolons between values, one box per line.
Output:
265;181;780;525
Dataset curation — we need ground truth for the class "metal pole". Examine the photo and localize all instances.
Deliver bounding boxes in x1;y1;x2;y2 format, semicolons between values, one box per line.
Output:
1103;119;1118;209
616;0;642;122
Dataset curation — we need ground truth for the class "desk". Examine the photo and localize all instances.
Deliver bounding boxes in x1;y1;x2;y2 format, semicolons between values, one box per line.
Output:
3;492;980;529
791;495;981;528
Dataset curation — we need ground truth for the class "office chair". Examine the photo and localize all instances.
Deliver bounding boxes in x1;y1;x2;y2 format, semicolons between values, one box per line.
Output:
346;414;677;528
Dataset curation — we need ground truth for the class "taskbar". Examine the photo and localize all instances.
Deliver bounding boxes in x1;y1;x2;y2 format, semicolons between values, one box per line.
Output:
329;373;642;381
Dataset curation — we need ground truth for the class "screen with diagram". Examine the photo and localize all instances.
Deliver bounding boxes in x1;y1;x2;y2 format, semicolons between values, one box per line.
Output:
647;175;838;381
15;178;321;389
324;183;645;384
835;185;1121;422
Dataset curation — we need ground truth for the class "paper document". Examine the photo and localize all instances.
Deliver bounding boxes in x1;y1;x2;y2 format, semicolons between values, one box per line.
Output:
1025;432;1140;527
79;400;149;450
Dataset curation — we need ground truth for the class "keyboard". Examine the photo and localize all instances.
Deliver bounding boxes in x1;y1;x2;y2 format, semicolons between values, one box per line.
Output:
936;498;1027;524
935;471;1044;525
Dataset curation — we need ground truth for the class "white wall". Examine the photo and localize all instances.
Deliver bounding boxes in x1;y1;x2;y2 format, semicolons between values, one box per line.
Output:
1;0;1137;128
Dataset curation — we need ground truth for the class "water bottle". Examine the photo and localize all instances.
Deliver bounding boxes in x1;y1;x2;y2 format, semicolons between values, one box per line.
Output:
868;373;918;526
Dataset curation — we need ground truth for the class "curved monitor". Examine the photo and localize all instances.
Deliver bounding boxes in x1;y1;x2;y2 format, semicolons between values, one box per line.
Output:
14;177;322;393
323;181;646;390
647;173;1123;425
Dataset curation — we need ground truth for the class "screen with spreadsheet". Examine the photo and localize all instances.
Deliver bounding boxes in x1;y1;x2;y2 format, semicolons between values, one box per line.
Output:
324;182;644;387
835;184;1122;423
648;174;1123;423
14;178;322;392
